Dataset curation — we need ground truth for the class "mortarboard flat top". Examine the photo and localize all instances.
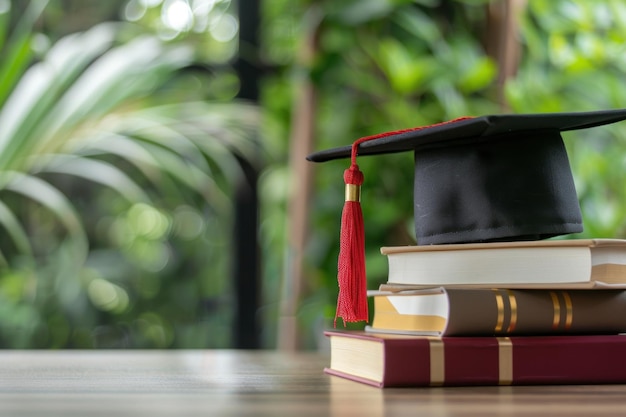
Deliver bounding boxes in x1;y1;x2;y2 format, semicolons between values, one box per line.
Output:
307;109;626;163
308;109;626;245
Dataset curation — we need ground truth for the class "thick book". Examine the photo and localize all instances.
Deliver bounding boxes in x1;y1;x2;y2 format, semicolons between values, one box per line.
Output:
324;330;626;387
368;288;626;336
381;239;626;286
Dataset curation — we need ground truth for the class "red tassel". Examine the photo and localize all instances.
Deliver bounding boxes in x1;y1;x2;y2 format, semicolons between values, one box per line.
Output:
335;163;368;326
334;137;372;326
333;117;474;326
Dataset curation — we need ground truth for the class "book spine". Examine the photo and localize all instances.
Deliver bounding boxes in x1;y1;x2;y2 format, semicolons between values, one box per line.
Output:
379;336;504;386
447;289;626;335
372;289;626;336
380;335;626;387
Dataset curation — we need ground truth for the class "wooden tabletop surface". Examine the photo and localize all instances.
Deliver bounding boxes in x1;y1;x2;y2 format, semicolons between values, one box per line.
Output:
1;350;625;416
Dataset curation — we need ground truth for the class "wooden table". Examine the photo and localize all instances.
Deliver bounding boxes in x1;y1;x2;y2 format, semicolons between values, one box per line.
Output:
0;350;625;416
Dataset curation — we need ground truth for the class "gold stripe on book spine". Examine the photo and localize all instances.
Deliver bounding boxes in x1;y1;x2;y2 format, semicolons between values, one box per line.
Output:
493;290;505;333
497;337;513;385
549;291;561;330
505;290;517;333
427;338;445;386
563;291;573;330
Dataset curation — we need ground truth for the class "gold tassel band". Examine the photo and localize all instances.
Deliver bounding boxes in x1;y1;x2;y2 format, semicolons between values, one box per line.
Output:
345;184;361;202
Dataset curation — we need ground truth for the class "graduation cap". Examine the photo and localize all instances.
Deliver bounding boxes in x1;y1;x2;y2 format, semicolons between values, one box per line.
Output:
307;109;626;325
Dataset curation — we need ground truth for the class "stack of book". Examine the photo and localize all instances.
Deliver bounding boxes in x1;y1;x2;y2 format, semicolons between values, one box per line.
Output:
324;238;626;387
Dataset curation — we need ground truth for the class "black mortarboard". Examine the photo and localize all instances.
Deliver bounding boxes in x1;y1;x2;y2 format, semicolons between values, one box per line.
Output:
307;109;626;324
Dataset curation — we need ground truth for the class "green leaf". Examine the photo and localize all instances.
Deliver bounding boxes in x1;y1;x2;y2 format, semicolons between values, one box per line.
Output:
0;23;117;171
0;199;33;257
458;57;497;93
29;154;152;203
0;0;48;108
392;6;442;48
371;38;434;95
329;0;394;25
1;172;88;263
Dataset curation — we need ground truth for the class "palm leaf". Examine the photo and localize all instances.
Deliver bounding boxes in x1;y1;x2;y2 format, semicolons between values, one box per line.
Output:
1;172;88;263
0;0;48;108
29;154;152;203
70;131;228;208
0;199;33;260
0;10;257;267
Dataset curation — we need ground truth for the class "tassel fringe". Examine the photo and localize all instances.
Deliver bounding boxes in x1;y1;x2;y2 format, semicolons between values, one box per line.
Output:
332;117;473;326
335;165;368;326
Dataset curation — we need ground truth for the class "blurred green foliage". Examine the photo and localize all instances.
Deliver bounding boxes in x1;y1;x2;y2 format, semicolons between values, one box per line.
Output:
2;0;626;349
260;0;626;347
510;0;626;239
0;0;258;348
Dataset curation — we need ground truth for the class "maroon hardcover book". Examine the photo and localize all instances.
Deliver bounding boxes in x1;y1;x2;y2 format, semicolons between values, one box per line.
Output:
324;330;626;387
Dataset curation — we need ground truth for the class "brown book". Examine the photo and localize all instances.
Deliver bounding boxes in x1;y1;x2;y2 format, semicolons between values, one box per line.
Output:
325;330;626;387
369;288;626;336
381;239;626;286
